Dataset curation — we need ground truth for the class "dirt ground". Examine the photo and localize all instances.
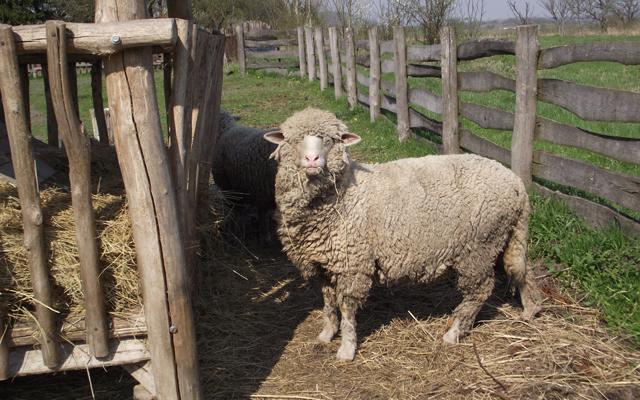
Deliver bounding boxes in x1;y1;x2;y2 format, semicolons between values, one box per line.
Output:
3;242;639;400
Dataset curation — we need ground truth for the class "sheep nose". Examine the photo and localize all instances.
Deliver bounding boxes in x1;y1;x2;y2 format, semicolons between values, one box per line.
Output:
305;154;320;162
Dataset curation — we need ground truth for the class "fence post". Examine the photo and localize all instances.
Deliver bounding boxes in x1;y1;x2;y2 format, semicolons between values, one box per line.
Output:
235;24;246;75
315;27;328;90
368;26;381;122
328;26;343;99
345;27;357;110
393;26;410;142
19;64;30;130
304;26;316;81
511;25;539;188
441;26;460;154
297;26;306;78
41;64;59;146
91;62;109;144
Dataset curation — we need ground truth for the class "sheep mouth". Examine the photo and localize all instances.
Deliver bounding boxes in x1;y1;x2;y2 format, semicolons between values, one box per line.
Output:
305;166;323;176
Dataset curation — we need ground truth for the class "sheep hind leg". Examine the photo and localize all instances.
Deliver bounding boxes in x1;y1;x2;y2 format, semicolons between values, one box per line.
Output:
318;282;339;343
443;267;495;345
502;214;541;321
336;298;357;361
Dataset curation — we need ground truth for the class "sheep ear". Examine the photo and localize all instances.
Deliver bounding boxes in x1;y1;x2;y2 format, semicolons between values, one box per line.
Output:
341;132;361;146
264;130;284;144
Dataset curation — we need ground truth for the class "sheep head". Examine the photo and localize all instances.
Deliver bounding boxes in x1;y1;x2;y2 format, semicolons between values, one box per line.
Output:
264;108;361;179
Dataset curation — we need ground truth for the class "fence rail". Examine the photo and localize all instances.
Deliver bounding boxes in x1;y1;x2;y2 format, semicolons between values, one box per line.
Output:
235;23;640;236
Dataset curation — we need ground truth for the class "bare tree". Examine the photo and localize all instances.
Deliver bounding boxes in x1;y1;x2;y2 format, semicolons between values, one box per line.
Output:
567;0;615;31
539;0;572;33
507;0;532;24
457;0;486;39
375;0;408;38
614;0;640;25
328;0;370;31
394;0;456;44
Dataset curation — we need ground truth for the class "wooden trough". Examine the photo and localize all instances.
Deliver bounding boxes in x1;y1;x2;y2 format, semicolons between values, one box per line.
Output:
0;1;224;399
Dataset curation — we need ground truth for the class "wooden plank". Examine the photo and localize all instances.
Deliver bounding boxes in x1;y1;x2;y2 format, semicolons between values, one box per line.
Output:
407;44;441;62
381;59;442;77
247;60;298;69
328;27;342;99
244;30;295;41
304;26;316;81
244;38;297;48
0;24;59;369
235;24;246;75
460;129;511;165
409;88;442;114
538;78;640;123
96;1;184;398
45;21;109;358
441;26;460;154
457;39;515;60
539;42;640;69
91;62;109;144
380;40;394;54
460;102;514;130
9;338;149;378
511;25;539;187
535;117;640;165
394;26;410;142
533;151;640;212
245;48;298;58
535;184;640;237
41;64;59;146
345;27;357;110
13;19;177;55
124;361;157;395
297;27;306;78
369;26;381;122
458;71;515;92
315;27;327;91
409;108;443;136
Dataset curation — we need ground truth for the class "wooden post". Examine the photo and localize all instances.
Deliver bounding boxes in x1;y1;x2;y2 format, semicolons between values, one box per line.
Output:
19;64;30;130
96;1;201;399
393;26;410;142
235;24;246;75
345;27;357;110
297;26;306;78
0;24;60;369
42;64;59;146
304;26;316;81
91;62;109;144
68;62;79;117
328;27;343;99
0;311;9;380
511;25;539;187
441;26;460;154
315;27;328;90
368;26;381;122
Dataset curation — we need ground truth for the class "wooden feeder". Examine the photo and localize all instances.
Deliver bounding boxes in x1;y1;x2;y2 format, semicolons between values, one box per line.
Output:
0;1;224;399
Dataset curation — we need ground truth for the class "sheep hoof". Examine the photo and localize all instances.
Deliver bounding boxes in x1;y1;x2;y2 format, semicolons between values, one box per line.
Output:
442;319;461;345
336;344;356;361
318;328;336;343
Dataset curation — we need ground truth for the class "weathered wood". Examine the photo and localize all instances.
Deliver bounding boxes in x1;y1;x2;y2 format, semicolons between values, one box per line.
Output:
535;117;640;165
345;27;357;110
162;55;172;136
304;26;316;81
247;60;299;69
68;62;79;117
315;27;328;90
539;42;640;69
511;25;539;187
235;24;246;75
133;384;156;400
10;312;146;347
245;38;298;48
297;27;306;77
409;108;443;135
328;27;342;99
535;184;640;237
380;40;395;54
90;62;109;144
457;39;516;60
96;0;192;398
41;64;59;146
19;64;30;129
538;78;640;123
533;151;640;213
409;88;442;114
380;59;442;77
244;30;296;41
458;71;515;92
9;338;149;378
13;19;177;55
441;26;460;154
0;24;59;369
45;21;109;359
461;129;511;166
460;102;514;130
0;311;8;380
245;48;298;59
407;44;441;62
368;27;381;122
393;26;410;142
124;361;157;396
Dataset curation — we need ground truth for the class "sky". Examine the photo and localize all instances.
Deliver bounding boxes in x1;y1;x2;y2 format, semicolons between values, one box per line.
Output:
483;0;546;20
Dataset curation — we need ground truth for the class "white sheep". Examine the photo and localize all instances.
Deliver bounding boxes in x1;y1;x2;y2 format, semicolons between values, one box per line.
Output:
264;107;541;361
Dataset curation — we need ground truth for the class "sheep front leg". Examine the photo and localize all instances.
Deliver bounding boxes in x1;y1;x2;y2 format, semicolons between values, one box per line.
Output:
318;282;339;343
336;298;357;361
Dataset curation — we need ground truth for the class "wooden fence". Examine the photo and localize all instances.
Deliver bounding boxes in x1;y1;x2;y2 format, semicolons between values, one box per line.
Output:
0;4;225;399
235;24;640;236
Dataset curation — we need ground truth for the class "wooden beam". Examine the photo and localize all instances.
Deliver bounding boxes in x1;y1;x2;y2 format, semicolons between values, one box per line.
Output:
345;27;357;110
235;24;246;75
457;39;516;60
328;27;342;99
45;20;110;359
304;26;316;81
245;38;297;48
13;19;177;55
458;71;515;92
368;26;381;122
461;129;511;166
315;27;327;91
393;26;410;142
0;24;60;369
245;48;298;59
441;26;460;154
407;43;441;62
296;27;306;78
539;42;640;69
511;25;539;187
409;88;442;114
